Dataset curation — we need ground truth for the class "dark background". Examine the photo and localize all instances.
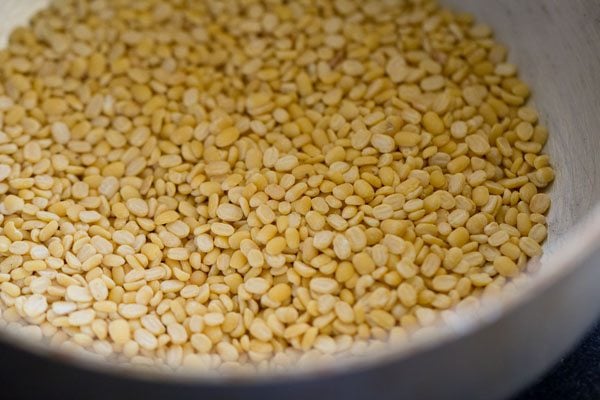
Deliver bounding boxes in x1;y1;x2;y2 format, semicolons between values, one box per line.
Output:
514;319;600;400
0;319;598;400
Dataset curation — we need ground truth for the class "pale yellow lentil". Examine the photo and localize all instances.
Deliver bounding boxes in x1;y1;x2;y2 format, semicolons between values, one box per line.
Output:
0;0;554;372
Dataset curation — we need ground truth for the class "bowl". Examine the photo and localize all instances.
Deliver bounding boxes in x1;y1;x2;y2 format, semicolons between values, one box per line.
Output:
0;0;598;399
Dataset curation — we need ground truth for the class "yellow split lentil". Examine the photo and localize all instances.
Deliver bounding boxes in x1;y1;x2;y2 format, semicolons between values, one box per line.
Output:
0;0;554;371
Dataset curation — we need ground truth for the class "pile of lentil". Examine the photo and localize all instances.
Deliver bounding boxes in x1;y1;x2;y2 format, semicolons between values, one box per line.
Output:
0;0;554;371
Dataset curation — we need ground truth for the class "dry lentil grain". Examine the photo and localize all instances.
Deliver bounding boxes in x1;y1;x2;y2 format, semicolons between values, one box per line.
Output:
0;0;554;372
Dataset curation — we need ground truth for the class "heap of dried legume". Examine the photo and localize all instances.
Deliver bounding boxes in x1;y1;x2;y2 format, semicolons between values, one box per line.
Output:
0;0;554;371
